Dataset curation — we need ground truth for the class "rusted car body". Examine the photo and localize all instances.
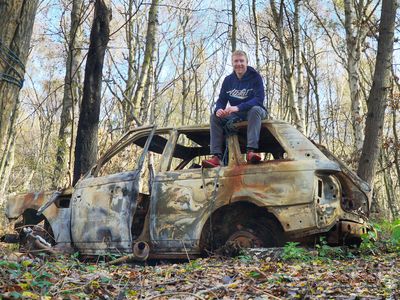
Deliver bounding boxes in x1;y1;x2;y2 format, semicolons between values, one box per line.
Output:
2;120;371;258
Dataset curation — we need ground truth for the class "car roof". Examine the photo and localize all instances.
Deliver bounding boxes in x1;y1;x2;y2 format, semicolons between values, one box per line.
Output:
125;119;289;134
94;119;296;171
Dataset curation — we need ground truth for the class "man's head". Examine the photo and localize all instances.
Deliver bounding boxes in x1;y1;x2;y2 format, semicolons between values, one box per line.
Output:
232;50;248;79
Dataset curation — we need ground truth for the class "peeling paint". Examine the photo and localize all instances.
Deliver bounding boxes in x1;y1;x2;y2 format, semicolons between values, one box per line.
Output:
2;121;370;258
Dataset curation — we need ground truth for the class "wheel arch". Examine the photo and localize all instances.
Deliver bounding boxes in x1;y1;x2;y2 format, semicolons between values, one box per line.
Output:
199;201;285;251
16;208;56;246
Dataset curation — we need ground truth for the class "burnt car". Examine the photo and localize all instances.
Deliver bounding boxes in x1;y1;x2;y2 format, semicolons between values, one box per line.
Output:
2;120;371;259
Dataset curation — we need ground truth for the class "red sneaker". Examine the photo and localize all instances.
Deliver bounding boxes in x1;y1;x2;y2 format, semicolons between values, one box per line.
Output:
202;155;221;168
246;151;261;163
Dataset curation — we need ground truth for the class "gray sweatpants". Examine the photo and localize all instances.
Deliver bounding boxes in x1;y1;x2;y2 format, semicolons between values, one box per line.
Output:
210;106;267;155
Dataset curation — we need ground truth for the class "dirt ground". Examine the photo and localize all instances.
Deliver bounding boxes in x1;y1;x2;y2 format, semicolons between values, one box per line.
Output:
0;244;399;299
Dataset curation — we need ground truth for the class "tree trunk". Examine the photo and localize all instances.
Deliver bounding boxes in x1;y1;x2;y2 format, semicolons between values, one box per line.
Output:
131;0;159;125
231;0;237;52
379;148;397;220
53;0;84;188
0;97;19;188
0;124;16;195
357;0;397;188
0;0;39;176
294;0;306;132
194;67;200;124
343;0;369;154
123;0;140;129
391;74;400;188
141;60;154;124
180;15;189;125
270;0;303;132
303;51;322;144
252;0;260;71
73;0;111;185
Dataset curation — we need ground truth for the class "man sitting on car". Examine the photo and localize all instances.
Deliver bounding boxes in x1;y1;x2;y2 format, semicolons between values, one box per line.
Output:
202;50;267;168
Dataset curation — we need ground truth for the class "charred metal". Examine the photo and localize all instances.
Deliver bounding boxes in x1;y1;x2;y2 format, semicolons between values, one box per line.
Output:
2;120;371;258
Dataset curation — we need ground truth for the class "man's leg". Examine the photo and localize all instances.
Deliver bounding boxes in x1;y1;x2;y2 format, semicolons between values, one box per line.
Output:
204;113;243;168
202;114;225;168
246;107;266;161
210;113;225;155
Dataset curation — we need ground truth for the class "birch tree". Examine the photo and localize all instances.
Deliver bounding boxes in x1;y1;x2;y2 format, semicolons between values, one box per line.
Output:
231;0;237;52
130;0;159;125
269;0;304;132
294;0;305;132
343;0;376;154
306;0;378;154
53;0;84;188
251;0;261;71
122;0;142;129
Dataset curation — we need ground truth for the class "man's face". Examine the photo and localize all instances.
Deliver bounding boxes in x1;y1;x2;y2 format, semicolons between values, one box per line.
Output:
232;54;248;78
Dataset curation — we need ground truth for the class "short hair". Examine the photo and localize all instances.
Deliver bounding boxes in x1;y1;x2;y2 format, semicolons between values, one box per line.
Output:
232;50;248;62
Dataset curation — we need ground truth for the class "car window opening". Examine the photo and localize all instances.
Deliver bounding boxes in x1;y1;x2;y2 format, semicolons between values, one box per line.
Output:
237;125;287;162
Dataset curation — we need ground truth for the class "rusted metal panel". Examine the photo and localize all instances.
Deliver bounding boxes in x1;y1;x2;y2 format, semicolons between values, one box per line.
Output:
339;220;367;237
270;204;316;234
266;122;327;160
149;122;347;253
316;144;370;214
313;175;342;228
149;172;219;253
227;163;315;206
5;191;72;249
71;171;140;255
2;120;371;257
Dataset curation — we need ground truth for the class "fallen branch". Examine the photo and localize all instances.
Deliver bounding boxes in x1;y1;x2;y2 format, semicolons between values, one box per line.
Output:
196;281;240;296
146;292;206;300
250;285;283;300
104;254;138;266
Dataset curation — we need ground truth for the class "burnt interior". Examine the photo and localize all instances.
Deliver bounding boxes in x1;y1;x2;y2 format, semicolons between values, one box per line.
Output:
128;123;288;172
131;193;150;240
55;194;72;208
237;125;286;159
337;173;369;214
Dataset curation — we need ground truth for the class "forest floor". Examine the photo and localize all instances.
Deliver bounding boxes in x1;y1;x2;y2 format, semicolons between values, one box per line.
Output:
0;244;399;300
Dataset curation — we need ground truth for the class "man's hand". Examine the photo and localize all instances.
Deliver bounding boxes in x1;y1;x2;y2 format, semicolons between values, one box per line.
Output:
216;109;227;118
224;106;239;115
216;106;239;118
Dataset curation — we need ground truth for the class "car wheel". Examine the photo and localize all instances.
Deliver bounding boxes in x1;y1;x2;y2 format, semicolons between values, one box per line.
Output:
225;218;281;249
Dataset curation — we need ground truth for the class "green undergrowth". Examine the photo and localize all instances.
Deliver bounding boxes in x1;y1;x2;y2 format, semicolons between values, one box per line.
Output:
359;219;400;254
281;240;354;262
281;219;400;261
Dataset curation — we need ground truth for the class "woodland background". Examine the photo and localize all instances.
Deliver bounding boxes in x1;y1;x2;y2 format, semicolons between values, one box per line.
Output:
0;0;399;220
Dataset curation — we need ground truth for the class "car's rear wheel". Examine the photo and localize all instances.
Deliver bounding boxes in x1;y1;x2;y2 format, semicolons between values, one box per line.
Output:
224;218;282;248
227;230;263;248
200;203;285;254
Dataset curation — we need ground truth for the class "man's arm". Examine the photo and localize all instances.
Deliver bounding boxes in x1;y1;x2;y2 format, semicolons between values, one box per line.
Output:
214;77;228;114
236;75;265;112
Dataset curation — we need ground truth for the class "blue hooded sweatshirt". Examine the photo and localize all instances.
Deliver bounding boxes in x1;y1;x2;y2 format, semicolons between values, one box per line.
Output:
215;66;265;113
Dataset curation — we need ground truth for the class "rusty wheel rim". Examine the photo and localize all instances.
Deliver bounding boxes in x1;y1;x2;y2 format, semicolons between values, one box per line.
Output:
227;230;264;248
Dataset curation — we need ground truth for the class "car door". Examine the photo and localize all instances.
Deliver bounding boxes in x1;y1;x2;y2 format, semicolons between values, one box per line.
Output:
70;128;156;255
148;131;237;254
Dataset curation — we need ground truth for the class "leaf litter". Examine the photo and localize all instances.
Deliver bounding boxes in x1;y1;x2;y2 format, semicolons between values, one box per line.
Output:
0;245;399;299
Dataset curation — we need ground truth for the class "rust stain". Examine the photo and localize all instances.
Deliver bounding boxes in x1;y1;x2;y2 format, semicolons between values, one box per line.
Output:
2;120;371;258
